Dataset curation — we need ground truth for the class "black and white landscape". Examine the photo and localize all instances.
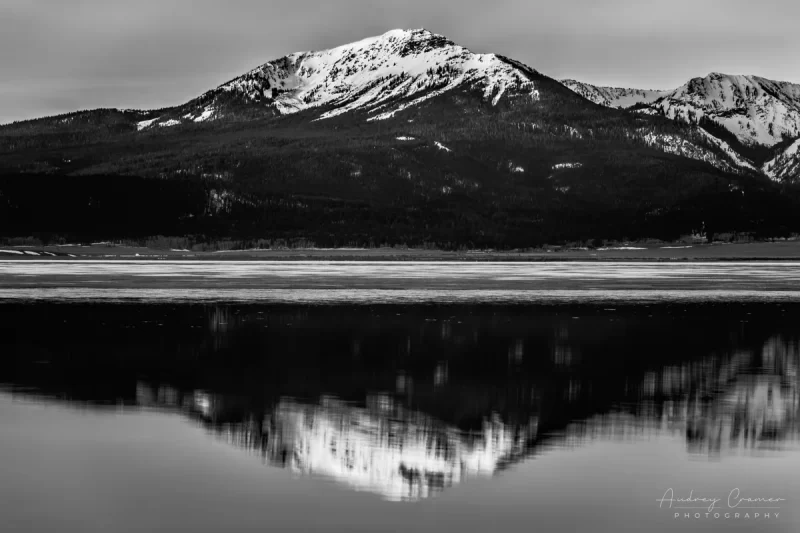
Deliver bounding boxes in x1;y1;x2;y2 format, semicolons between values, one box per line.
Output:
2;2;800;532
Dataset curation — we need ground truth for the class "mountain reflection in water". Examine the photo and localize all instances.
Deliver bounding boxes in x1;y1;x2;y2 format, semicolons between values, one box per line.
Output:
147;390;533;502
2;303;799;502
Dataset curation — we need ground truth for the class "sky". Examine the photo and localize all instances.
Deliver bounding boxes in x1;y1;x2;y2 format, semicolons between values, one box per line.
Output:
2;0;799;124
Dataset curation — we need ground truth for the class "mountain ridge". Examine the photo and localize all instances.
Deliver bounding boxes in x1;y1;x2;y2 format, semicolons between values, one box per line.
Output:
0;29;749;177
2;29;799;247
559;73;800;182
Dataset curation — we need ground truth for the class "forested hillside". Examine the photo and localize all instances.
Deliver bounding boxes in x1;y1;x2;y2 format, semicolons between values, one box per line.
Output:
2;29;798;248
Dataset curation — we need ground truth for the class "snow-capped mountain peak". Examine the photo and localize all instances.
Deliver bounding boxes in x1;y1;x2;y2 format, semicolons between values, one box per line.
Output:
659;72;800;146
562;73;800;148
185;28;540;122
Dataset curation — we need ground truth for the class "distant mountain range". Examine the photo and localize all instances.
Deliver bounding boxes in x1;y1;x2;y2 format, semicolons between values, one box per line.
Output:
1;29;799;247
560;74;800;181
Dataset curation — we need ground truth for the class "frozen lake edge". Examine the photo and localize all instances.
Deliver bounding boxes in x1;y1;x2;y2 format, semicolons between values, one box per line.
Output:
1;261;800;302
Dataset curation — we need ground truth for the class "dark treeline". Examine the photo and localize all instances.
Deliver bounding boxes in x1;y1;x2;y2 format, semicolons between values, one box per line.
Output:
0;171;797;249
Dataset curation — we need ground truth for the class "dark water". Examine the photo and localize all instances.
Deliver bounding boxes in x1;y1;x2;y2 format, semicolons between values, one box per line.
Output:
2;302;799;532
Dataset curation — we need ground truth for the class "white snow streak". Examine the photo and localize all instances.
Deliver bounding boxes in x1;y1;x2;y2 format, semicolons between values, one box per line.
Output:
136;118;159;131
434;141;452;152
194;107;215;123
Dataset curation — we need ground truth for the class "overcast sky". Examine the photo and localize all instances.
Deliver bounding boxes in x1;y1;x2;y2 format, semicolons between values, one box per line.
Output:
2;0;798;124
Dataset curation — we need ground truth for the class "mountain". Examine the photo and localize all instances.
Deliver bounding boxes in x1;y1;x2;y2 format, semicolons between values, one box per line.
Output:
560;73;800;182
657;74;800;146
149;29;539;126
1;29;798;247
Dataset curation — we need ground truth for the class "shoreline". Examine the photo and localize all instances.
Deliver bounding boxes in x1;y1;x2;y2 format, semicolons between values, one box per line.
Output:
4;241;800;261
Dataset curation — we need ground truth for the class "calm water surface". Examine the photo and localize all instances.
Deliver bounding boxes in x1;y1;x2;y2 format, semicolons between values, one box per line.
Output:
1;302;799;532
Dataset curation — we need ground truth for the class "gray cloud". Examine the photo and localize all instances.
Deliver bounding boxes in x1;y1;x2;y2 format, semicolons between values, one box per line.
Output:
2;0;798;123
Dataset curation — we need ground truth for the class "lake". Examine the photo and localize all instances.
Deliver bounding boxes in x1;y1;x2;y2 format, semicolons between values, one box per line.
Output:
1;261;799;532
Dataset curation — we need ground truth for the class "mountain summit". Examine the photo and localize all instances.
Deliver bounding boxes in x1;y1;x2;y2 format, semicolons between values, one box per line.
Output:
656;73;800;146
149;28;540;128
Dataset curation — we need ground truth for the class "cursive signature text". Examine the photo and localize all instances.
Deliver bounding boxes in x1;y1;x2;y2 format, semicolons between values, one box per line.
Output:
658;488;786;512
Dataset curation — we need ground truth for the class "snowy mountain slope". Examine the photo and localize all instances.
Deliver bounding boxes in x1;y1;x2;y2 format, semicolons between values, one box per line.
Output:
655;73;800;147
562;73;800;148
560;80;669;109
763;139;800;181
696;128;757;172
561;73;800;180
136;29;540;129
637;129;747;174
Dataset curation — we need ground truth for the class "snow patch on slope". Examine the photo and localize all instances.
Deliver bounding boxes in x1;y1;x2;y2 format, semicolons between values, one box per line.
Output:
637;130;732;171
697;128;757;171
552;162;582;170
194;107;215;122
434;141;452;152
763;138;800;181
136;118;159;131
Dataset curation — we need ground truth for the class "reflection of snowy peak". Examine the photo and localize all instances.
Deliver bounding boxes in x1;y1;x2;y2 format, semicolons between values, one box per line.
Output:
555;336;800;458
260;397;532;501
560;80;669;109
122;331;800;501
134;385;536;502
642;336;800;455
